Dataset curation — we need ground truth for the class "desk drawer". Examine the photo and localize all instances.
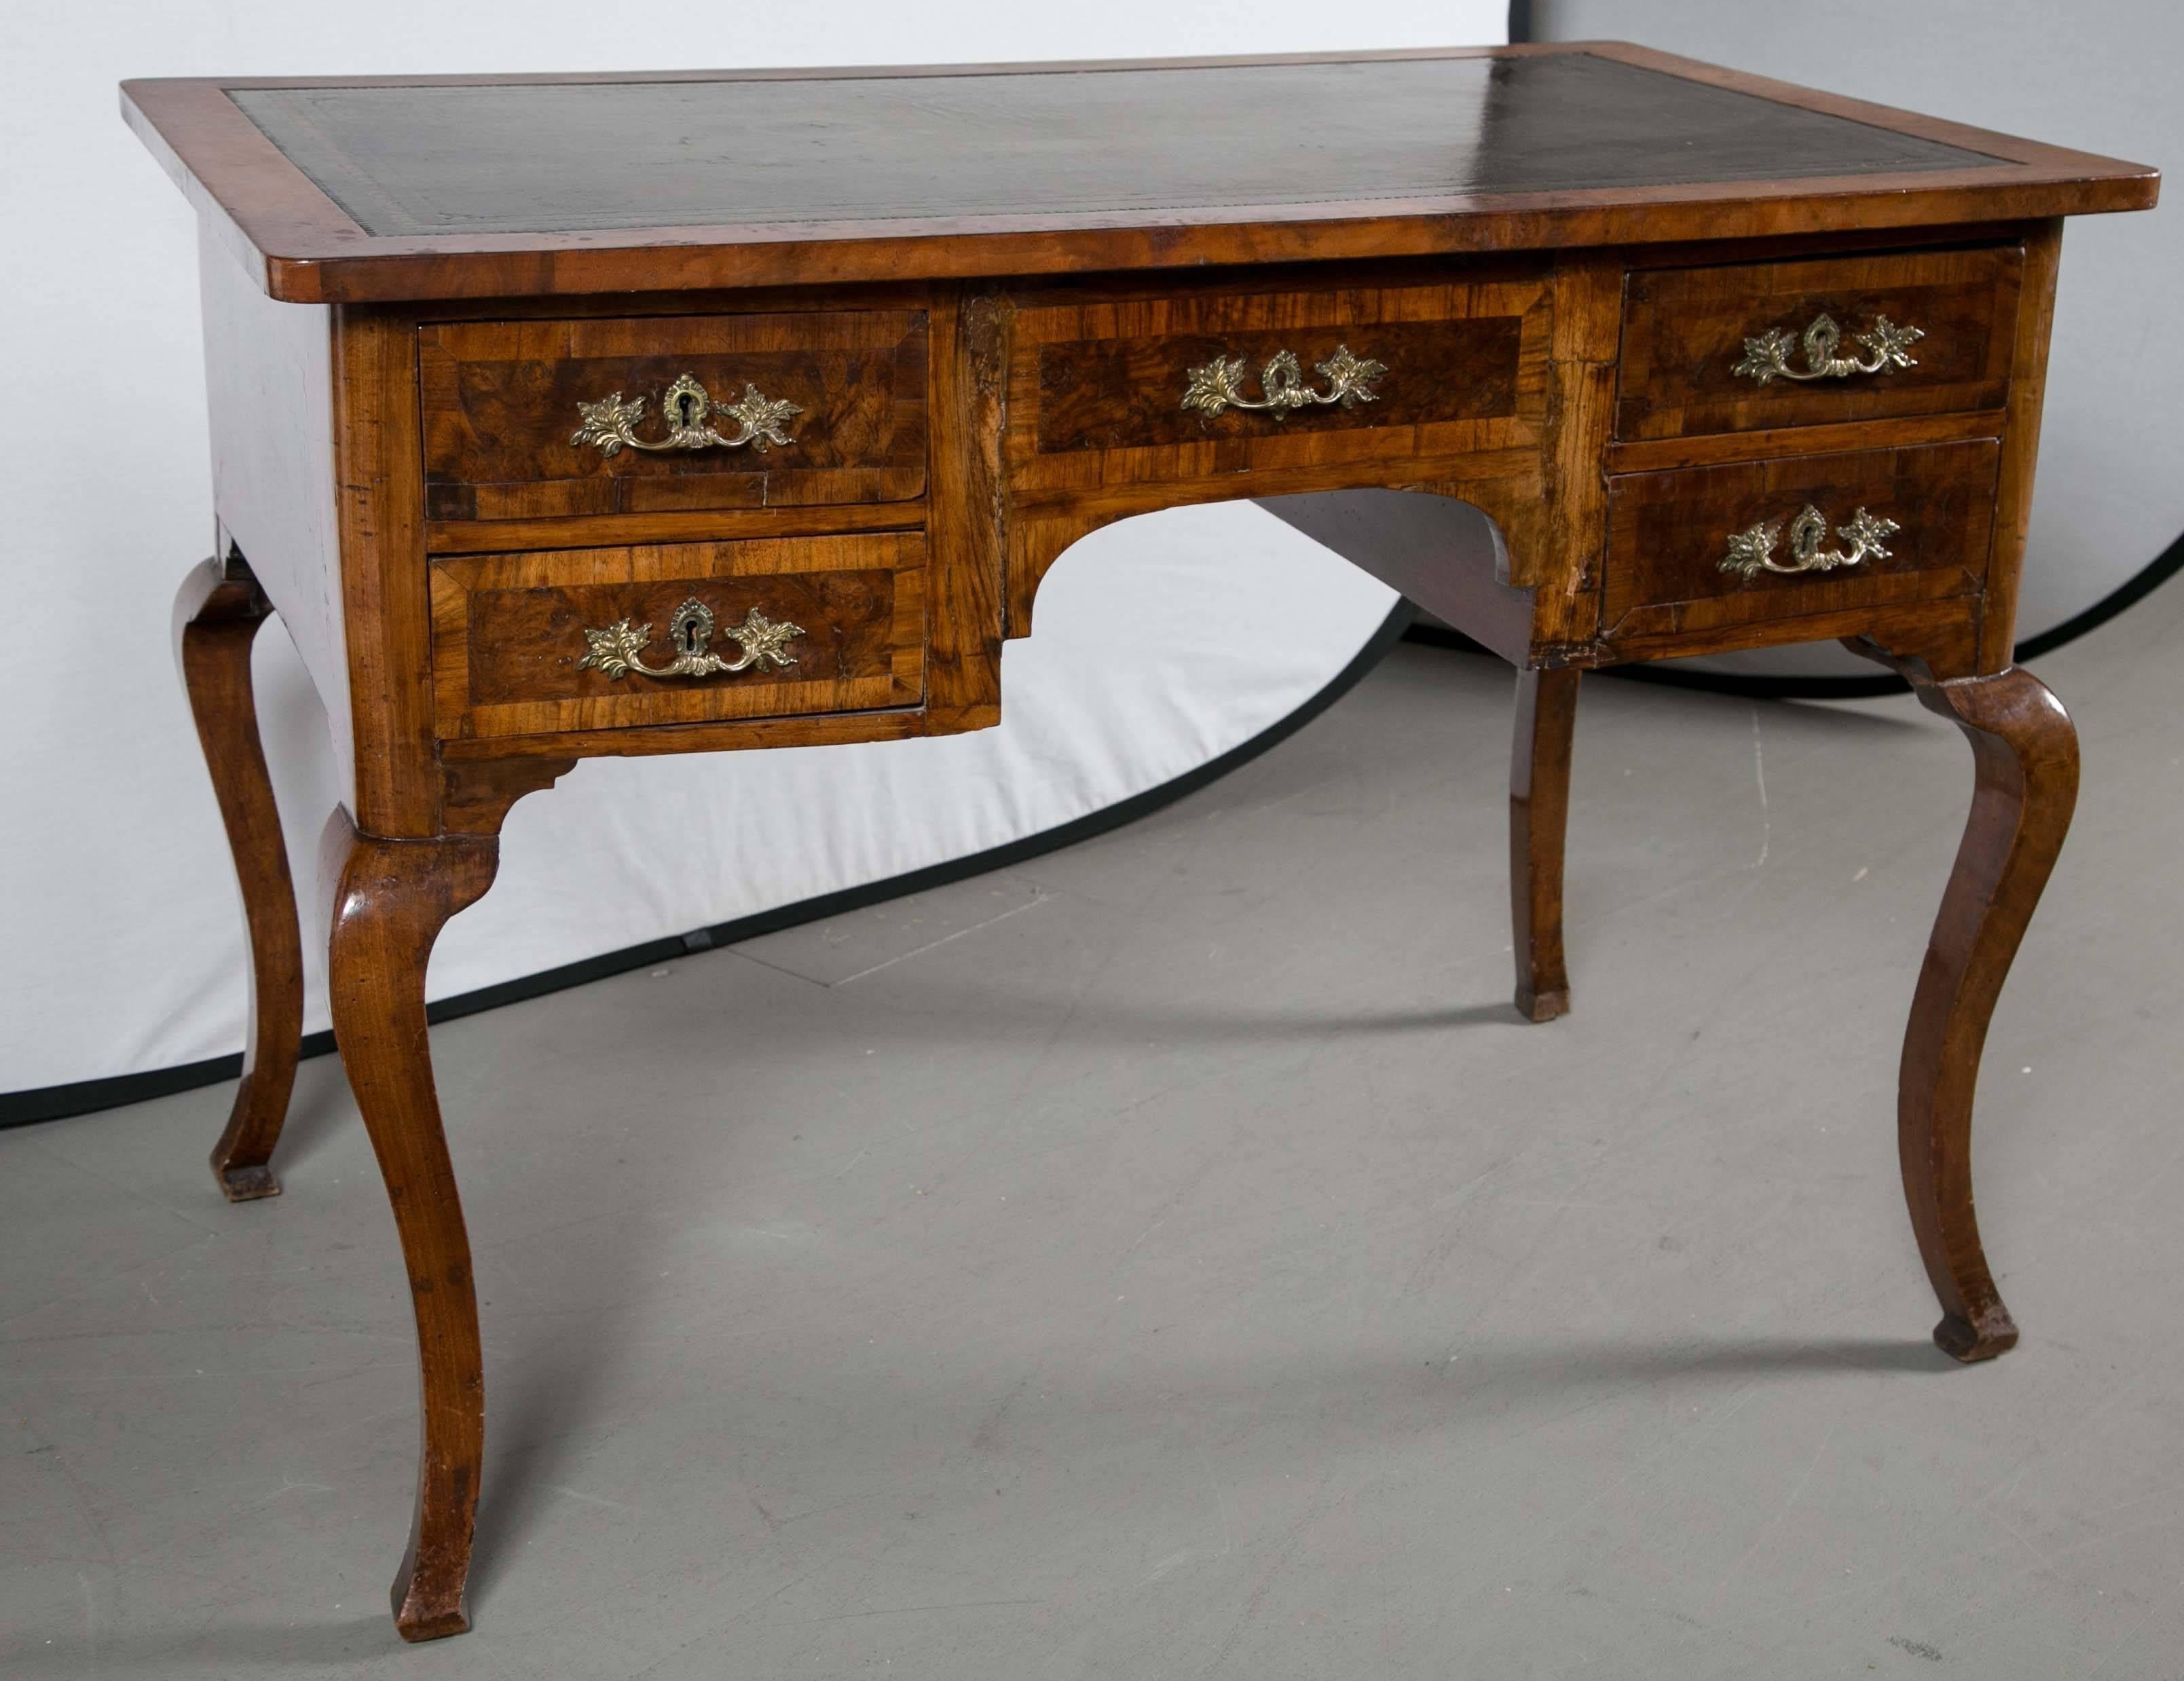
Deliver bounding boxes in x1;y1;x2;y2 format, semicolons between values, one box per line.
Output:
1601;440;1999;643
1007;272;1550;490
1616;246;2022;442
428;533;925;740
419;311;927;522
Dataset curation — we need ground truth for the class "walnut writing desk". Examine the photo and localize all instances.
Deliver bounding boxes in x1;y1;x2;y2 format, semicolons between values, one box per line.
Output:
124;44;2155;1642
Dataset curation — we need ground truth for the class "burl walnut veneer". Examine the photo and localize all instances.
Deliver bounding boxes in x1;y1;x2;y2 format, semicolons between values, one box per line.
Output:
125;43;2155;1642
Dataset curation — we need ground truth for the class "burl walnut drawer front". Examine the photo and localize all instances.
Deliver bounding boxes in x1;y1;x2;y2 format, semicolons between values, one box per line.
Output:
418;311;927;522
1602;439;2001;643
428;533;925;739
1009;273;1549;490
1617;246;2022;442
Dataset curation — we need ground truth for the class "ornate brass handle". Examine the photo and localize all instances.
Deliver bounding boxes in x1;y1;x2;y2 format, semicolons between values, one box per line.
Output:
1721;504;1900;579
576;597;804;680
571;373;801;457
1731;313;1924;386
1181;344;1387;420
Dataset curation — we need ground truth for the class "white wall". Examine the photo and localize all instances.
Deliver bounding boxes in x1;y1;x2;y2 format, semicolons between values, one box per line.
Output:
0;3;1502;1094
1530;0;2182;677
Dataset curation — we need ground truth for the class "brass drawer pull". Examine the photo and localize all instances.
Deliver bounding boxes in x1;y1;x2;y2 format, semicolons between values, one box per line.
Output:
1732;312;1923;386
1721;504;1900;578
571;373;801;457
1181;344;1386;420
577;597;804;680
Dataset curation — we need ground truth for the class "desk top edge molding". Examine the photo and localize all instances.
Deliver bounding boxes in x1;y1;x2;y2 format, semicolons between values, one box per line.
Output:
122;41;2158;306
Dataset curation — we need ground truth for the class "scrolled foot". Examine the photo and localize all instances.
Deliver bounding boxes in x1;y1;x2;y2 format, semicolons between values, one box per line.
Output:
1515;984;1570;1024
214;1162;282;1202
393;1568;471;1642
1934;1307;2020;1365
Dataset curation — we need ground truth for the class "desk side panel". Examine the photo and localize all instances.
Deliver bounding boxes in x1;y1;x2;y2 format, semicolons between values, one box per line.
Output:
1979;219;2065;671
200;232;354;807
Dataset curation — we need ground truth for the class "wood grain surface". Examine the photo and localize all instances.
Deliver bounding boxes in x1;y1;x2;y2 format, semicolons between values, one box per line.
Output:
174;555;302;1203
1617;243;2022;441
1602;439;2001;644
320;812;502;1640
1509;666;1580;1023
1846;645;2081;1361
1008;268;1550;502
419;311;926;521
429;533;925;739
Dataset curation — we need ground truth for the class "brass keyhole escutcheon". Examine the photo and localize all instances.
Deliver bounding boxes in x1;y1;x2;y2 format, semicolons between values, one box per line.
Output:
669;599;714;660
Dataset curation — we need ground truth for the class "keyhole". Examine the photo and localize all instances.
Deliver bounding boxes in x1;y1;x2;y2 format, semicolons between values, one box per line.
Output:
673;612;701;655
1788;508;1827;564
675;392;698;427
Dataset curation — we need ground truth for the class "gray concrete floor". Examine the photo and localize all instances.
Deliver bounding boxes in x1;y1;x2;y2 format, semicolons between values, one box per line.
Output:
8;585;2184;1680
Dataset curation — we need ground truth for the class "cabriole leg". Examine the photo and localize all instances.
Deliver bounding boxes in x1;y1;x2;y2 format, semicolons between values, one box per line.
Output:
1852;645;2079;1361
174;553;302;1201
1510;665;1580;1022
322;809;500;1640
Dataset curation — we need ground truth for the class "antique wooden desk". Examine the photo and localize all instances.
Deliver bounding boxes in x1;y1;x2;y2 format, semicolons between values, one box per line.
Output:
125;44;2155;1641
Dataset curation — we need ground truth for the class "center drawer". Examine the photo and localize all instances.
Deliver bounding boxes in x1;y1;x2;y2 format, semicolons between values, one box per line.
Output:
1006;271;1551;494
428;533;925;740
